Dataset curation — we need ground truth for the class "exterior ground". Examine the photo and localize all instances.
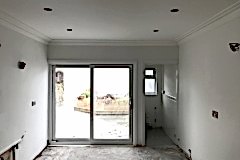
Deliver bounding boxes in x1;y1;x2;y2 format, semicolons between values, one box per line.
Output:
55;106;129;139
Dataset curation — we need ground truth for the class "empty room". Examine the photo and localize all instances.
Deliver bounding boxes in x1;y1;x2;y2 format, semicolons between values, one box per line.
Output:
0;0;240;160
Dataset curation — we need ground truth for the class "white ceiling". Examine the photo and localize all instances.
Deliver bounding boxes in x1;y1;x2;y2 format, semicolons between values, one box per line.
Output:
0;0;238;41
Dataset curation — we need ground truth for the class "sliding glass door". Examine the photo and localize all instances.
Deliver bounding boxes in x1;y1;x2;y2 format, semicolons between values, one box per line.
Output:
54;67;90;139
52;65;132;144
93;67;130;140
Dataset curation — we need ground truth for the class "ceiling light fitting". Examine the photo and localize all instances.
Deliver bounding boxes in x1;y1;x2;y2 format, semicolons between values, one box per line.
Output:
153;29;159;33
170;8;179;13
67;28;73;32
43;7;53;12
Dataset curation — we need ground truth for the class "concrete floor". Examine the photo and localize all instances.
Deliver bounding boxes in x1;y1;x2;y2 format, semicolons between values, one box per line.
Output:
146;128;188;160
146;128;174;147
35;128;188;160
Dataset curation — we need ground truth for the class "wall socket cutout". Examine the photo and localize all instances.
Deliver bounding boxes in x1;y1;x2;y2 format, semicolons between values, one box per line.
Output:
212;110;218;119
32;101;36;106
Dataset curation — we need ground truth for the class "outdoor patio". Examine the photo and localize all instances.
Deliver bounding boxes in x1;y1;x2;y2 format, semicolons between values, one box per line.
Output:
55;106;129;139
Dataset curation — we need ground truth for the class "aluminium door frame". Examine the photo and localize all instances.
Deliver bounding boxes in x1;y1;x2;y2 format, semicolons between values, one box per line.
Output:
49;64;133;145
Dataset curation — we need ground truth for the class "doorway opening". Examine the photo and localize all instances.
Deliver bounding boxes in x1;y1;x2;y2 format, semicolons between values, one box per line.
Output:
145;64;178;148
51;65;133;144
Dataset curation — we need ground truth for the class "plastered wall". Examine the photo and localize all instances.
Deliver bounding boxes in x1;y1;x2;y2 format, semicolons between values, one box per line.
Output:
178;11;240;160
0;24;48;160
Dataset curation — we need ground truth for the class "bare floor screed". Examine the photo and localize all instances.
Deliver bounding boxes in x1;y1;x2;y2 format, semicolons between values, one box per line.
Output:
35;145;189;160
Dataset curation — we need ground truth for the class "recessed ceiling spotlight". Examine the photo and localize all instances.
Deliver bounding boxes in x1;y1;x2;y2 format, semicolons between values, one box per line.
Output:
153;29;159;33
170;8;180;13
43;7;53;12
67;28;73;32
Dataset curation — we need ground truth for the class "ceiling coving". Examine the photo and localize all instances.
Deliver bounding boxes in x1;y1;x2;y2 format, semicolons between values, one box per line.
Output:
0;0;239;44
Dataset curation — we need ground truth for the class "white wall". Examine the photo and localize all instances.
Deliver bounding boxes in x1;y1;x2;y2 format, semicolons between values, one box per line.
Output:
48;44;178;145
178;11;240;160
48;45;178;63
162;64;178;143
145;64;163;128
0;24;48;159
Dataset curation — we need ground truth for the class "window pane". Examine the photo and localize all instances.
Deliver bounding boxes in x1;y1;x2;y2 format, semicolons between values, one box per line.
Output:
94;68;130;139
145;70;154;76
145;79;157;95
55;68;90;139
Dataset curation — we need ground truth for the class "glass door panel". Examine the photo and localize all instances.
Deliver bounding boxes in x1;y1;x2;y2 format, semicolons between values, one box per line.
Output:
55;67;90;139
93;68;130;139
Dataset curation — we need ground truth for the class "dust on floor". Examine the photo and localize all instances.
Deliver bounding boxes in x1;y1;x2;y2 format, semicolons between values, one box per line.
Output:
35;145;189;160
